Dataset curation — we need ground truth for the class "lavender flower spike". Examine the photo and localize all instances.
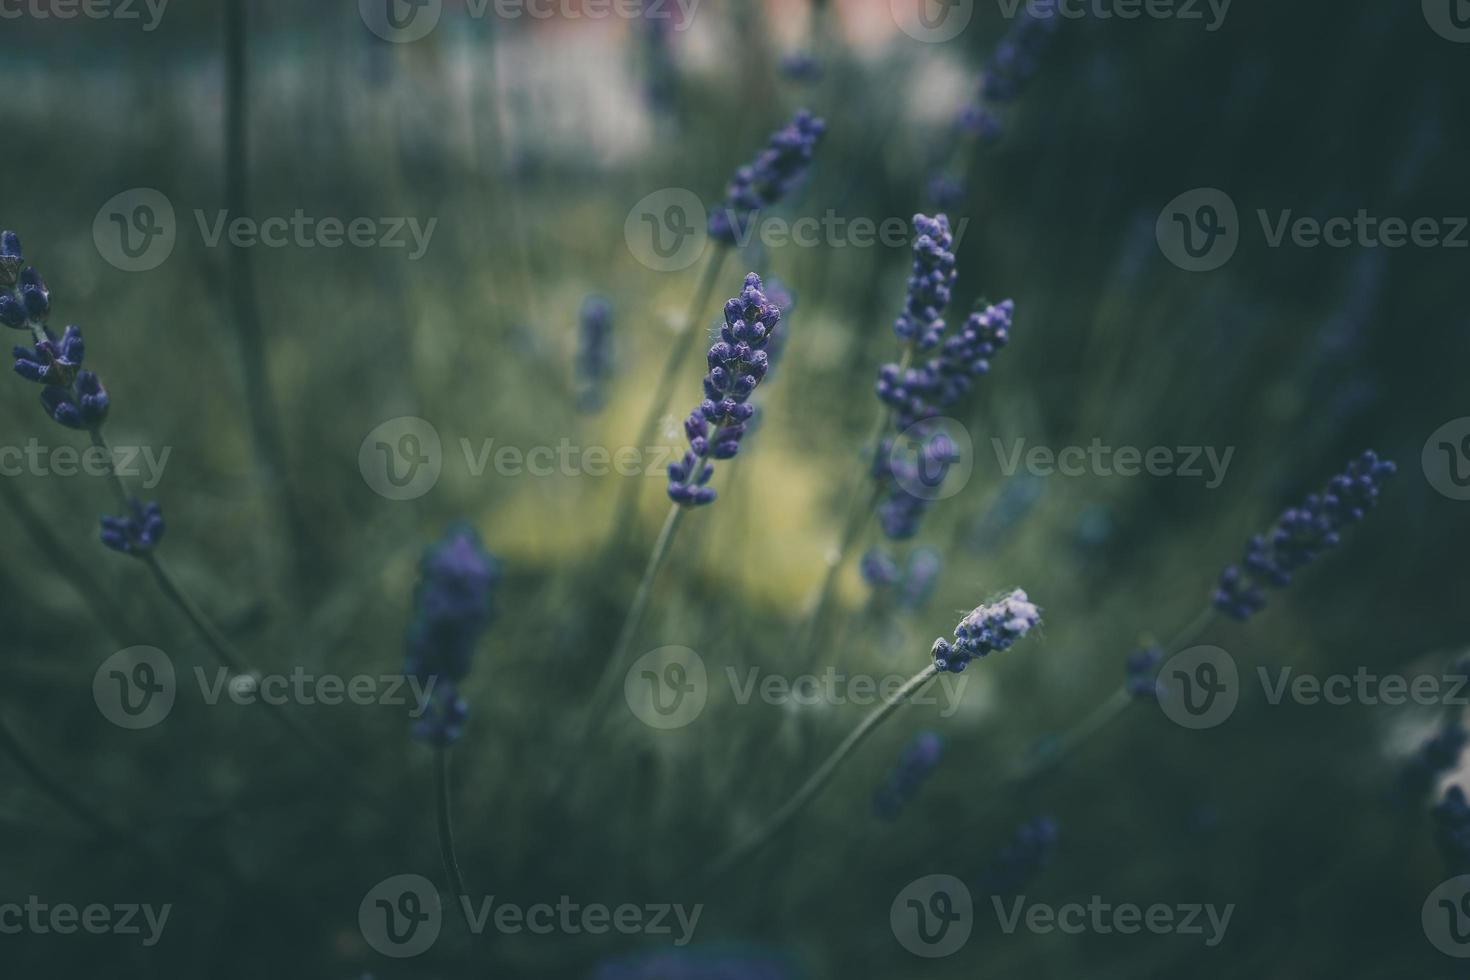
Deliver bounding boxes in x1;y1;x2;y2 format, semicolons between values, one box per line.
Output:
99;499;165;556
932;589;1040;673
893;214;957;351
575;295;614;413
873;730;944;819
667;273;780;506
1213;450;1396;621
708;110;826;246
404;525;501;745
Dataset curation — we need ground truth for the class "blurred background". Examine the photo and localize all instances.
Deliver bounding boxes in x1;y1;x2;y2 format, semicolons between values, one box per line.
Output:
3;0;1470;976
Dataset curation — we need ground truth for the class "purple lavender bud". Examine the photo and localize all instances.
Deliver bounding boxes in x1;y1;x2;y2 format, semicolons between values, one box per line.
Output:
860;547;900;588
933;589;1040;673
878;299;1016;435
1212;451;1396;621
873;730;944;819
708;111;826;246
926;174;966;210
1125;646;1163;699
404;525;501;745
667;273;780;507
18;267;49;321
898;547;942;609
893;214;957;351
575;294;615;413
1434;785;1470;875
974;816;1059;898
0;293;25;329
99;499;166;556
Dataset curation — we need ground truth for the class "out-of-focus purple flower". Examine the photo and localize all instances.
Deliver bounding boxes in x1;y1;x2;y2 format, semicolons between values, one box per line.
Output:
956;104;1003;142
926;174;966;210
1125;646;1163;699
667;274;780;507
874;730;944;819
779;51;822;83
860;547;901;588
899;547;942;609
575;295;615;413
874;428;959;540
1434;785;1470;874
1213;451;1396;621
957;11;1060;143
404;525;501;745
932;589;1039;673
974;816;1058;897
708;111;826;246
100;499;165;556
892;214;957;351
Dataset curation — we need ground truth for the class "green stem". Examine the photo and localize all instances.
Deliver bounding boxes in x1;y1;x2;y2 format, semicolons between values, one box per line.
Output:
587;503;687;729
709;663;940;875
436;745;473;928
607;245;729;546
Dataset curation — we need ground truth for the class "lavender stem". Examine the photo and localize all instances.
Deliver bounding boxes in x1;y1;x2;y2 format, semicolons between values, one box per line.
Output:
608;245;729;545
709;664;940;875
436;745;473;928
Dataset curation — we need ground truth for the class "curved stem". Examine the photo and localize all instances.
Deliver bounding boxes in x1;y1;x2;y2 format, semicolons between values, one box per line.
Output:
587;503;686;729
607;245;729;547
436;745;472;928
709;663;940;875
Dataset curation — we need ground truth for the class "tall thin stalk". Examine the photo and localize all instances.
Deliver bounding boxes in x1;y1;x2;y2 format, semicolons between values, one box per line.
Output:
436;746;474;930
709;663;940;875
607;246;729;546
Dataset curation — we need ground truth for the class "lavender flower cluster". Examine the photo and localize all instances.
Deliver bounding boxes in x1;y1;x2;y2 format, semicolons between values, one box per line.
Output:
959;11;1062;143
873;730;944;819
708;110;826;246
861;545;942;609
1213;450;1397;620
403;526;501;745
1125;646;1163;699
932;589;1040;673
891;214;957;351
575;295;615;413
878;298;1015;433
667;273;780;506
